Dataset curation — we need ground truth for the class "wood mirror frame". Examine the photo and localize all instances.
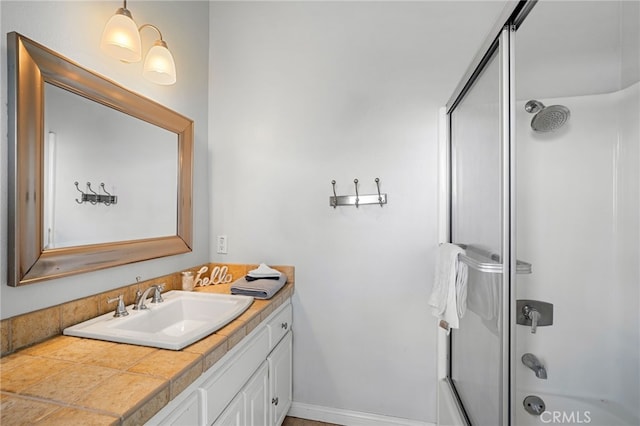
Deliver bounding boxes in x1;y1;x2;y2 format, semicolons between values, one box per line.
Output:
7;32;193;286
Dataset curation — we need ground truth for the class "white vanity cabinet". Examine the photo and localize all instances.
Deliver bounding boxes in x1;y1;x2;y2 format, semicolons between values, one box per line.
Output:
214;361;269;426
150;298;292;426
154;390;200;425
242;361;270;425
268;331;292;426
213;391;245;426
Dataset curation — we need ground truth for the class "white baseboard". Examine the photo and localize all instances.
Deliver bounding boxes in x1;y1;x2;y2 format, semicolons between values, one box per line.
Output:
288;402;435;426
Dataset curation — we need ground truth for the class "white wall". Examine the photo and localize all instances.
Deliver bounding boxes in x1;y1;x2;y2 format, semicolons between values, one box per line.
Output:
0;1;210;318
44;84;177;248
208;1;507;422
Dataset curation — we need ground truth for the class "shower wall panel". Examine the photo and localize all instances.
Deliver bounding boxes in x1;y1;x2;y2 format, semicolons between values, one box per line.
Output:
515;84;639;421
613;82;639;415
514;2;639;422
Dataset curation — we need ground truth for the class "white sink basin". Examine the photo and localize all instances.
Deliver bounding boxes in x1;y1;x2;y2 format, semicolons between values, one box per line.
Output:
63;290;253;350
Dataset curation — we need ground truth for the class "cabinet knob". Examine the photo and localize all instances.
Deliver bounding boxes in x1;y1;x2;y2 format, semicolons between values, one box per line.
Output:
272;397;279;405
281;322;288;330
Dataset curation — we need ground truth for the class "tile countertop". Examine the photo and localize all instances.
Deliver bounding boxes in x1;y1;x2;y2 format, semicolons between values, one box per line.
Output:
0;282;294;426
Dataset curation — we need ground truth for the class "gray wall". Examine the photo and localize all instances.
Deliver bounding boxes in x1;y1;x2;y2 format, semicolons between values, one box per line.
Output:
207;2;506;422
0;1;210;317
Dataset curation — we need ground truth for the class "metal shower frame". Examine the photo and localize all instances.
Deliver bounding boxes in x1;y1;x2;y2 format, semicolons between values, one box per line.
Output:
442;1;538;425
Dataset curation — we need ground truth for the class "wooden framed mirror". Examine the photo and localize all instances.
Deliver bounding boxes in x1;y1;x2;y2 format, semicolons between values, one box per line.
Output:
7;32;193;286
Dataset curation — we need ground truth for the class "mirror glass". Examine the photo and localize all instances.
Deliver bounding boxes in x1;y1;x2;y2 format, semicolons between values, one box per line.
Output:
7;32;193;286
43;83;178;249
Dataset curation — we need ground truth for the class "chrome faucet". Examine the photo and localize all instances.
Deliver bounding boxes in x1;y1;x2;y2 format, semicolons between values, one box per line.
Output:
522;353;547;379
134;284;165;310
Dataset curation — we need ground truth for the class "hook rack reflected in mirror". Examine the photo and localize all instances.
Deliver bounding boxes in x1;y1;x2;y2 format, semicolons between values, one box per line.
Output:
330;178;387;208
74;181;118;206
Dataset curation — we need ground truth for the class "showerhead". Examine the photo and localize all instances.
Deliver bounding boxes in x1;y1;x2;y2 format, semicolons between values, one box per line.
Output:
525;100;570;132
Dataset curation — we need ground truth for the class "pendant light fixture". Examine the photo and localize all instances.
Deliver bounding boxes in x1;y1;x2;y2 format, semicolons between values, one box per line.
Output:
100;1;141;63
140;25;177;85
101;0;177;85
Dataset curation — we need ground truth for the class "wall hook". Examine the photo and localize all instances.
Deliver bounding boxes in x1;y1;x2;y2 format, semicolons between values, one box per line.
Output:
354;179;359;208
329;178;388;208
331;180;337;208
375;178;383;207
86;182;99;205
74;181;84;204
100;183;117;206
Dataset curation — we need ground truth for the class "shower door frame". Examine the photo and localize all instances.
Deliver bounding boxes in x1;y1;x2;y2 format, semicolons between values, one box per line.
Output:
442;1;536;425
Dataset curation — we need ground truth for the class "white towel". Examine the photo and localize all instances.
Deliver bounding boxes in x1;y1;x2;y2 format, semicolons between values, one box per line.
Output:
247;263;282;279
428;243;469;334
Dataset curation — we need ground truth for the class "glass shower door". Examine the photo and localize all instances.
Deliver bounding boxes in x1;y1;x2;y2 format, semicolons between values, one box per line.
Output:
448;31;511;425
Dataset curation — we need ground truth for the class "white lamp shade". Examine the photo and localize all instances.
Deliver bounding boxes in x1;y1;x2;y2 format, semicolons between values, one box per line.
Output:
143;42;177;85
101;11;142;63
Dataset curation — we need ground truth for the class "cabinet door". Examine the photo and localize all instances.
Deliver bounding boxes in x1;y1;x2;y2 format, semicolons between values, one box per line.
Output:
154;391;200;426
243;361;270;426
213;391;244;426
268;331;292;426
202;327;270;425
267;302;292;350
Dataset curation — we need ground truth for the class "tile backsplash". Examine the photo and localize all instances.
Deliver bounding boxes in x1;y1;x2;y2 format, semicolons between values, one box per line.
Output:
1;263;294;356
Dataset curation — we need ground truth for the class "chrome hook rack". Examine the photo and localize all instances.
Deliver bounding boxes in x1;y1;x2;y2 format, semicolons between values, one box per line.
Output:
74;181;118;206
329;178;387;208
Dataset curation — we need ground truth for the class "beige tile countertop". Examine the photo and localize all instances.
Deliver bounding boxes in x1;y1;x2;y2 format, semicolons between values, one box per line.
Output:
0;280;294;426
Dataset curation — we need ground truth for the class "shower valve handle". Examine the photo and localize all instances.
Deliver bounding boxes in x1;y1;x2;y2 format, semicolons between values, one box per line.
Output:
523;305;540;334
517;300;553;333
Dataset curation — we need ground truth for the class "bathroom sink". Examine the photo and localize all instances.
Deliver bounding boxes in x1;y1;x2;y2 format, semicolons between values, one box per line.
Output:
63;290;253;350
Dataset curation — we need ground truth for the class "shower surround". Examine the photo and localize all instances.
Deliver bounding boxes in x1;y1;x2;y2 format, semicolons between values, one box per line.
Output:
516;82;639;423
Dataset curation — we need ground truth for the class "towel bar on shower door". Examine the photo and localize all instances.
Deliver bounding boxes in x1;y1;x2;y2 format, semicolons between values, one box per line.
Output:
455;243;532;274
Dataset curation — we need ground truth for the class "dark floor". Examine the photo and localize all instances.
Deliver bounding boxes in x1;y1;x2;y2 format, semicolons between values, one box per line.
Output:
283;416;339;426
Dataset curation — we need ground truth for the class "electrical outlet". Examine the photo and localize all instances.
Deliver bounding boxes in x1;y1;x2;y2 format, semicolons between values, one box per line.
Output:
216;235;228;254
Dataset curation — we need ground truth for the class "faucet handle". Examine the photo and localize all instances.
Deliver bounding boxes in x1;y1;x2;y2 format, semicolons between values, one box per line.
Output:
517;300;553;333
107;294;129;317
523;305;541;334
152;284;165;303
